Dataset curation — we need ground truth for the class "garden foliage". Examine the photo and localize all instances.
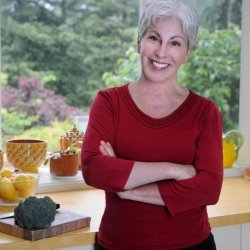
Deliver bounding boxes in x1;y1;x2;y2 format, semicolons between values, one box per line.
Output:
2;76;81;136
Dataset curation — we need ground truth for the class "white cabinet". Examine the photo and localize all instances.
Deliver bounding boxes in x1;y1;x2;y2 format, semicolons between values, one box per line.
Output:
242;223;250;250
212;223;250;250
212;225;241;250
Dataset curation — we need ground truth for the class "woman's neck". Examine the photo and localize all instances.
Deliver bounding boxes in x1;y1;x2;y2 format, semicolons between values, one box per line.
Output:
132;78;186;99
128;80;189;118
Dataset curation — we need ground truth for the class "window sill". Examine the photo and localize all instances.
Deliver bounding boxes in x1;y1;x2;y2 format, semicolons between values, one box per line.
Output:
36;167;93;194
223;163;248;178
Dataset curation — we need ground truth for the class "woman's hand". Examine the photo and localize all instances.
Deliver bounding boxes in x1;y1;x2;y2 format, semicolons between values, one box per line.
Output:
117;183;165;206
99;140;116;157
172;165;196;180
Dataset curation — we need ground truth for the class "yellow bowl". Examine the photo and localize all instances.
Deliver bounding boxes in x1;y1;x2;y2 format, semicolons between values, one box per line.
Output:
6;139;47;173
0;170;39;206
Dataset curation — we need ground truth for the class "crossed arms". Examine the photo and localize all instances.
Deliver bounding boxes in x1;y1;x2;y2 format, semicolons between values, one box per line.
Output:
99;140;196;206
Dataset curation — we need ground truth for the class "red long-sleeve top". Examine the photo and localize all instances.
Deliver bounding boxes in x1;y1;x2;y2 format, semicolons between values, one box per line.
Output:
81;83;223;249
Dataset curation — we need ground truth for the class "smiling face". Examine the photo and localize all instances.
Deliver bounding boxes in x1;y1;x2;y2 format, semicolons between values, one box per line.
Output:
138;17;191;85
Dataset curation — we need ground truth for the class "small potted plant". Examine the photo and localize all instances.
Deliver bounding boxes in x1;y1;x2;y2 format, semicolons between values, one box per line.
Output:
44;145;80;177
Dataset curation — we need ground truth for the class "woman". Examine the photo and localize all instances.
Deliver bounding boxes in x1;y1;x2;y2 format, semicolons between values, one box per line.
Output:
82;0;223;249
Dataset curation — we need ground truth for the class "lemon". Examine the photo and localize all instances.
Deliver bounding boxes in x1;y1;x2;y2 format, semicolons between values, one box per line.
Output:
0;168;13;178
223;130;244;169
26;173;36;180
16;173;37;198
13;173;29;191
223;140;237;168
0;177;19;202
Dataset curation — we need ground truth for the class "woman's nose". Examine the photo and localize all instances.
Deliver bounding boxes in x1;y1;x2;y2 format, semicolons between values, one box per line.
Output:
155;44;168;58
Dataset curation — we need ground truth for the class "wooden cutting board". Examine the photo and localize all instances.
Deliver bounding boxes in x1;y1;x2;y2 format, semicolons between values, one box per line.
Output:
0;210;91;241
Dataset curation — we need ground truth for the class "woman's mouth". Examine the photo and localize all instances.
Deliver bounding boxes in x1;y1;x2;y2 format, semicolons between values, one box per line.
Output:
152;60;169;70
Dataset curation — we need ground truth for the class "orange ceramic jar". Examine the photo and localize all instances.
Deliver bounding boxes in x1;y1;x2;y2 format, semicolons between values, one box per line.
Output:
49;153;79;177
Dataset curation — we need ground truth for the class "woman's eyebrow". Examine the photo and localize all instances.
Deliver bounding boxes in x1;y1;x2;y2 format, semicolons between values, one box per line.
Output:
148;30;160;36
170;35;186;41
148;30;185;41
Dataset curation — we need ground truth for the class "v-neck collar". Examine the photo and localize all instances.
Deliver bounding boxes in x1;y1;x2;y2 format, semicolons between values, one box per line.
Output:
120;83;198;128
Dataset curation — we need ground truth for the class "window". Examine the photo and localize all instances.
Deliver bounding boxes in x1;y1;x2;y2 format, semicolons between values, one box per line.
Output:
0;0;139;152
1;0;250;163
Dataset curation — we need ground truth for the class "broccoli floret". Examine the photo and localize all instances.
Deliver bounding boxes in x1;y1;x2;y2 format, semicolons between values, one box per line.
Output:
14;196;57;229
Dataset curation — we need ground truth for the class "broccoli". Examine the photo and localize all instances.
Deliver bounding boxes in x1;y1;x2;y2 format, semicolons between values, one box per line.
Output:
14;196;57;229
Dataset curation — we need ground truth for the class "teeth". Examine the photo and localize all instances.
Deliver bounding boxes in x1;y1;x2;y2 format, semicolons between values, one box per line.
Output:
152;61;169;68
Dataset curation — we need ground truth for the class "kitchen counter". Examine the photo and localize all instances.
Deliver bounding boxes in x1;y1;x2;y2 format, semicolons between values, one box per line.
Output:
0;177;250;250
208;177;250;227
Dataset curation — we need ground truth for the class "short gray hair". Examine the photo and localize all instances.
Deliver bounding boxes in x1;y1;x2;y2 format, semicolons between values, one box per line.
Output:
138;0;199;49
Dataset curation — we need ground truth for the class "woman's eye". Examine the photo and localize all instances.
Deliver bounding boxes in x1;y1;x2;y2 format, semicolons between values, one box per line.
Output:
172;41;181;46
149;35;159;41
